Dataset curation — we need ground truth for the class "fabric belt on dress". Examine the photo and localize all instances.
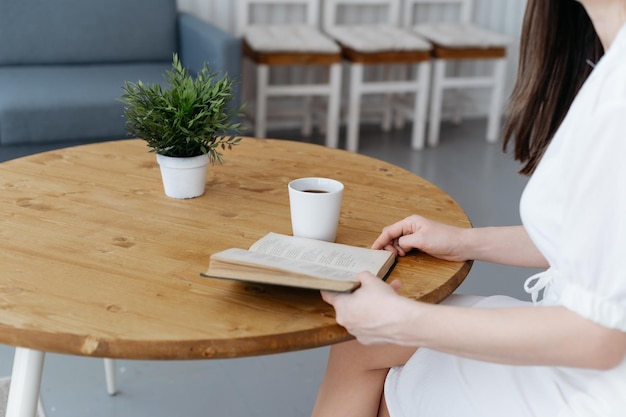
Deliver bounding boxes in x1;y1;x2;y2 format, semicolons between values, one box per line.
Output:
524;269;553;304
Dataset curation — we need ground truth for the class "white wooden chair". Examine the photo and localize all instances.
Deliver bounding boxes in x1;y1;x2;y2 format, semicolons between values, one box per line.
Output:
402;0;511;146
322;0;433;152
235;0;343;147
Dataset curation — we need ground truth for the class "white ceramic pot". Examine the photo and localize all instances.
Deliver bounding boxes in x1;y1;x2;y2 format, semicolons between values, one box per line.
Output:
156;153;210;199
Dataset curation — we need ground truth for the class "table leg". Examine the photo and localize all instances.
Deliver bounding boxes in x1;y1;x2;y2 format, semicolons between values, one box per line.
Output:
6;348;45;417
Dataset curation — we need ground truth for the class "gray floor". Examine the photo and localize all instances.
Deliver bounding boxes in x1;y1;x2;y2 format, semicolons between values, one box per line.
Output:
0;119;541;417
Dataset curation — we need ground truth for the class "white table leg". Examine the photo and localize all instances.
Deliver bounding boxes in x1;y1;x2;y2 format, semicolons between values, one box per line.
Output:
6;348;45;417
103;358;117;395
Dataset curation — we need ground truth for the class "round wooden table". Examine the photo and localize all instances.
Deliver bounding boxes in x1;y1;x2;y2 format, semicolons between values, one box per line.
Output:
0;138;472;416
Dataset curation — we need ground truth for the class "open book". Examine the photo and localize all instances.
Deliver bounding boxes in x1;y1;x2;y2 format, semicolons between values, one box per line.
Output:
201;232;396;292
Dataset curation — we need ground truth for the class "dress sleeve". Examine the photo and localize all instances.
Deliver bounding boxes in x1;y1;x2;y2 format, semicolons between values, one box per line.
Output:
557;101;626;330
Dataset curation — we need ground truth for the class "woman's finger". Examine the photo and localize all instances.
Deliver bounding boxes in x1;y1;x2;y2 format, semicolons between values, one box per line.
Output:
388;279;402;292
320;290;339;305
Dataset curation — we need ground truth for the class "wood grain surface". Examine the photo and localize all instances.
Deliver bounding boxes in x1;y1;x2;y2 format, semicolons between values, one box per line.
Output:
0;138;472;360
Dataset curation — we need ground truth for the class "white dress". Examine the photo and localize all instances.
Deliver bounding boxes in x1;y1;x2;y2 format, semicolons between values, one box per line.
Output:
384;23;626;417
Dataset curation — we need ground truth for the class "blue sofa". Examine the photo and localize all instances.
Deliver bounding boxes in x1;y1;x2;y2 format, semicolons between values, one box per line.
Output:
0;0;241;147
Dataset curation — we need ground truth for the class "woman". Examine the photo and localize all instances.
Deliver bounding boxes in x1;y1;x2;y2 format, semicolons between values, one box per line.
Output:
312;1;626;416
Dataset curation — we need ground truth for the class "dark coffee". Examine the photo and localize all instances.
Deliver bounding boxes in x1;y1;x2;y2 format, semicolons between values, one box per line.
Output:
302;189;329;193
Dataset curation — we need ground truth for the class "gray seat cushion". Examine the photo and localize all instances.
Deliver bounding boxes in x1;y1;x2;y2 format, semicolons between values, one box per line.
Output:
243;25;341;54
412;23;511;49
327;25;432;53
0;64;171;145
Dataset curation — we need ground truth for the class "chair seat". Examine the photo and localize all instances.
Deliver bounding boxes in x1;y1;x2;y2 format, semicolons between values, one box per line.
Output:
243;25;341;54
412;23;511;49
327;25;432;53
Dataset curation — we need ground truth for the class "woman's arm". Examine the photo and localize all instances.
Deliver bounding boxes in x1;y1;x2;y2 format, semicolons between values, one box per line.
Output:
322;273;626;370
372;215;549;268
460;225;549;268
410;300;626;369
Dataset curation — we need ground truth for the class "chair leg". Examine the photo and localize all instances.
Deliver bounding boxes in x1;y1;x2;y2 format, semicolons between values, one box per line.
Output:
242;58;254;124
104;358;117;396
325;63;342;149
302;66;314;137
346;63;364;153
394;65;410;130
381;65;393;132
449;61;463;125
255;64;270;138
428;59;446;147
411;61;431;150
486;58;507;143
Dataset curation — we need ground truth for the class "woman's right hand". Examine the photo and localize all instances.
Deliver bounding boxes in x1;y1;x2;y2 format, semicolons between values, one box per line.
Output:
372;214;469;262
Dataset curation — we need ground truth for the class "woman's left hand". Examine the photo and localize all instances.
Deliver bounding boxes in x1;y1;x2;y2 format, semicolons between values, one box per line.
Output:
321;271;417;345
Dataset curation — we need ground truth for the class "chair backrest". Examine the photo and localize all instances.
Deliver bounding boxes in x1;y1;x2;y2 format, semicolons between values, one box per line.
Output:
322;0;401;31
401;0;473;27
235;0;321;36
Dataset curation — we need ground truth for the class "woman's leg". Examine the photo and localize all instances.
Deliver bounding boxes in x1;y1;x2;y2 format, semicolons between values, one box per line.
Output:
311;339;417;417
378;392;392;417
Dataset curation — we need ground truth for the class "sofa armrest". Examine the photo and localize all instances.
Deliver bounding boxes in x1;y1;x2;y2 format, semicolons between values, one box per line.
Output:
178;13;242;118
178;12;241;82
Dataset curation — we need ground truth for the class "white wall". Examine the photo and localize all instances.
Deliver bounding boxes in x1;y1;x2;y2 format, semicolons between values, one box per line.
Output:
177;0;527;124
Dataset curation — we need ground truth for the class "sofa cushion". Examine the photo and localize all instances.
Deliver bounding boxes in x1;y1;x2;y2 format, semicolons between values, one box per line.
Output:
0;64;171;145
0;0;177;65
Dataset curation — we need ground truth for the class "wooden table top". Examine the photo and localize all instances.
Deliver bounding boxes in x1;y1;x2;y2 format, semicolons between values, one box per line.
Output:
0;138;472;360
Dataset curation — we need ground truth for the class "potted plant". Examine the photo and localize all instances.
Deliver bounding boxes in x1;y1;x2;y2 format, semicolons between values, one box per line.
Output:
120;54;243;199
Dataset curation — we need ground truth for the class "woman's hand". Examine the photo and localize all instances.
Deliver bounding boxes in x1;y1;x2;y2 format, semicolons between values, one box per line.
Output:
372;214;468;261
321;272;419;345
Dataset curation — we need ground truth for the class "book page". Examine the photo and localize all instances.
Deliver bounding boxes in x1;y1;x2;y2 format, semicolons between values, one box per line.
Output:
211;249;358;281
248;232;393;275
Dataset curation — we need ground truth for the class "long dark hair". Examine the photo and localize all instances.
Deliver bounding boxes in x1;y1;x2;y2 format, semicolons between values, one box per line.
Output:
503;0;603;175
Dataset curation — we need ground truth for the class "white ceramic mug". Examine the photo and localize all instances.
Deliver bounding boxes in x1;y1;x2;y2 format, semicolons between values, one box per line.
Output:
288;177;344;242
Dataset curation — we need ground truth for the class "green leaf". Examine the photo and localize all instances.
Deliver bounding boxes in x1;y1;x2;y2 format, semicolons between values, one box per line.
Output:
119;53;245;161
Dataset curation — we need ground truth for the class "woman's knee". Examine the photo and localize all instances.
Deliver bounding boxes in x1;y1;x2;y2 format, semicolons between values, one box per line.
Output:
328;340;417;371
